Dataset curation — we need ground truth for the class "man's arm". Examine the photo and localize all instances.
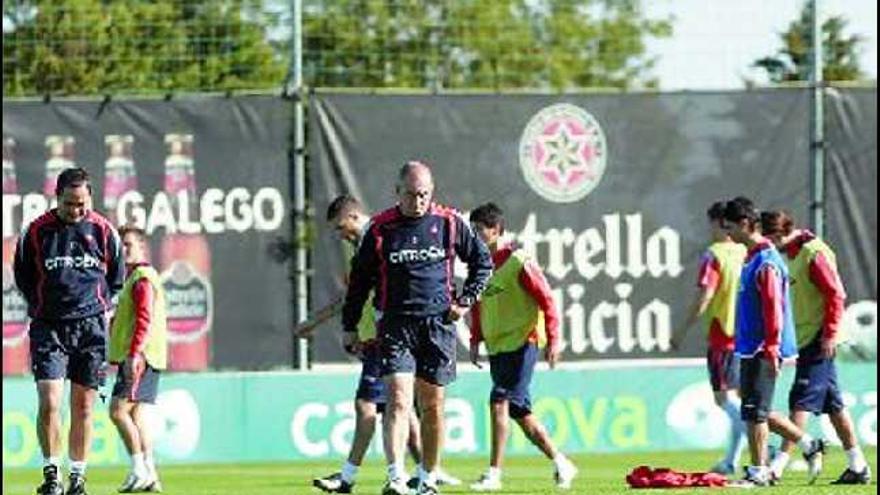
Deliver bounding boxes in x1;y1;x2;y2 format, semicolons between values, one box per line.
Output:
128;279;153;357
468;303;484;367
756;265;783;364
809;251;846;343
519;259;559;347
294;295;345;337
13;226;36;308
453;214;492;302
341;226;378;334
106;227;125;300
123;278;153;378
519;259;561;367
469;302;484;345
684;253;721;329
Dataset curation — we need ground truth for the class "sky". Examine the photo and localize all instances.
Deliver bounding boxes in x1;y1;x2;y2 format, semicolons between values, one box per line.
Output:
645;0;878;89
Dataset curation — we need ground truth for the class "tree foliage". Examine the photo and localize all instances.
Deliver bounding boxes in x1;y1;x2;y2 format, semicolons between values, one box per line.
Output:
303;0;672;90
3;0;673;95
3;0;287;96
753;1;865;83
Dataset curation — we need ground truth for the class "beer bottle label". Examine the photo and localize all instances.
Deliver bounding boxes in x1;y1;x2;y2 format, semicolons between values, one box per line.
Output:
161;260;213;343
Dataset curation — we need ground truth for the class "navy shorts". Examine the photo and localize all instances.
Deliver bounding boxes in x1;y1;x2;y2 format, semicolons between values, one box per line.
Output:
112;363;161;404
740;353;777;423
356;343;387;412
707;348;740;391
29;314;108;390
379;314;457;386
789;334;844;415
489;343;539;419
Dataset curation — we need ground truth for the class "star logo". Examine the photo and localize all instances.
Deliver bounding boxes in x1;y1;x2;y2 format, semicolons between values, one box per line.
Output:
519;104;607;203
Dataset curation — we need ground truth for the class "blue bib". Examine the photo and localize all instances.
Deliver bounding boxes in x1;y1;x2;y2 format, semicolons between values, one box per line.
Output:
735;245;799;359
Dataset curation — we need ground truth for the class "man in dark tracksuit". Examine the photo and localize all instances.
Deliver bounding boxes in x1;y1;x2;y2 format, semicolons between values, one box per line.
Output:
342;161;492;495
14;167;125;495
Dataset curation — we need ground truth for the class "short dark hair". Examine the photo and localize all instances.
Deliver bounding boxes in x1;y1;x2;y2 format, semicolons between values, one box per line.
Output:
326;194;363;222
470;202;505;232
760;210;795;237
707;201;727;221
55;167;92;196
723;196;759;226
118;223;147;242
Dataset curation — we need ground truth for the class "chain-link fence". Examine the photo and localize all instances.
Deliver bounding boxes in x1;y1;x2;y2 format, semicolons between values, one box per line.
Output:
2;0;291;96
301;0;672;91
3;1;876;94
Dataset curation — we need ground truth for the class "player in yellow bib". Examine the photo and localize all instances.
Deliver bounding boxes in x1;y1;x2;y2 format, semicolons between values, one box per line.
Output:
109;224;166;493
683;201;748;475
762;211;870;485
467;203;577;492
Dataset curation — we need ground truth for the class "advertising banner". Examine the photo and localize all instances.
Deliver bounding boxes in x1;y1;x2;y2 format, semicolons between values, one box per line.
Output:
3;363;876;468
307;91;815;362
2;96;293;372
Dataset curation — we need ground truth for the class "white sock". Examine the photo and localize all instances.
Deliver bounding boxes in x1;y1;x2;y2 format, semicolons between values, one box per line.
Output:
341;461;359;484
131;452;148;476
846;446;867;472
416;464;429;481
145;452;158;478
43;457;61;469
553;453;569;469
797;433;815;452
487;466;502;480
387;462;406;482
423;469;437;486
719;398;747;467
769;451;790;475
69;460;87;476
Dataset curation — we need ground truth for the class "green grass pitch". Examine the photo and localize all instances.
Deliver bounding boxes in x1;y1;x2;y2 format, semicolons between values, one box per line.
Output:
3;448;875;494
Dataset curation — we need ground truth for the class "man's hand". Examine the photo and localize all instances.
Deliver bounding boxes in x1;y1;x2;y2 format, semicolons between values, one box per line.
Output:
820;338;836;359
124;353;146;383
294;321;319;338
545;343;561;369
765;348;780;378
447;303;470;322
469;342;483;369
342;332;362;356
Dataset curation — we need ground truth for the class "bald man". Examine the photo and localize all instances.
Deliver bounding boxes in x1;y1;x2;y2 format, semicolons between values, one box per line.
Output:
341;161;492;495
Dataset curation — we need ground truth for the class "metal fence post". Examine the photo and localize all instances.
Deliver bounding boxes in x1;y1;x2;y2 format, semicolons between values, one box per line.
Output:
810;0;825;238
292;0;310;370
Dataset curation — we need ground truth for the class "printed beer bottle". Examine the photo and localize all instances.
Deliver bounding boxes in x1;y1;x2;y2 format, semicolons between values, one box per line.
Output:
103;135;139;227
43;136;76;197
159;134;212;371
3;137;29;375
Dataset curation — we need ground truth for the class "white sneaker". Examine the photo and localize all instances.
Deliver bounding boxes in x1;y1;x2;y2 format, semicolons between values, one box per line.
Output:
554;458;578;490
415;479;439;495
788;459;809;472
435;468;461;486
803;439;826;484
470;473;502;492
729;466;772;488
381;478;410;495
145;478;163;493
118;471;153;493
